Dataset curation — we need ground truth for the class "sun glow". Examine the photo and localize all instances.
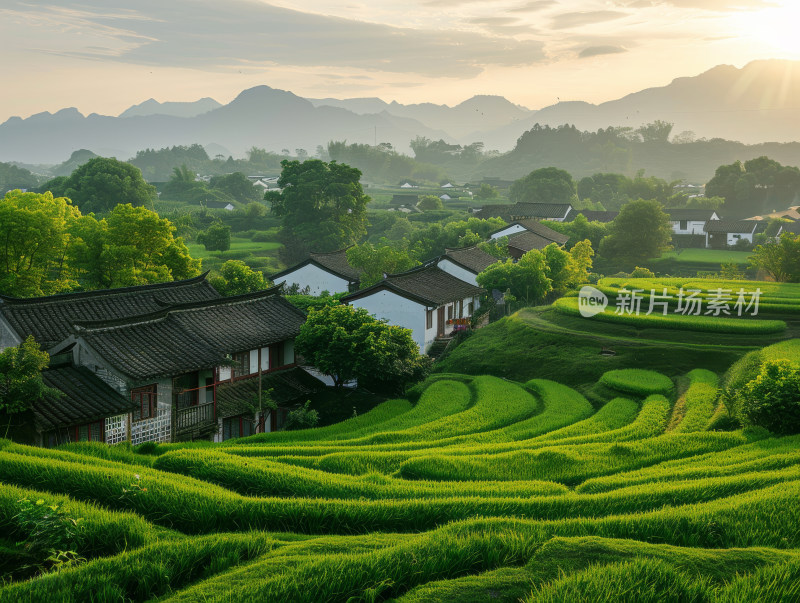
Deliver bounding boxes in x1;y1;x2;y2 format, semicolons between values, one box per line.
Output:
736;1;800;58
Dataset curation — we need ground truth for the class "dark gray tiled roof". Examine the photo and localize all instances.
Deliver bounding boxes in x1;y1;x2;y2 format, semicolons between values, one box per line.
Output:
37;364;136;431
513;220;570;245
216;367;324;418
0;273;220;349
507;231;561;253
666;209;719;221
441;246;498;274
474;202;572;221
343;265;483;307
565;209;619;223
390;194;419;205
75;289;306;381
704;220;758;234
271;248;361;282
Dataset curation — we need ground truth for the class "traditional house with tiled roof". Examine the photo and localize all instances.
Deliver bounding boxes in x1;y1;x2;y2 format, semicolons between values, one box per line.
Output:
474;202;573;222
564;209;619;223
666;209;720;235
436;245;499;286
704;220;759;248
50;287;306;444
488;220;569;259
0;276;312;446
271;248;361;295
341;264;483;354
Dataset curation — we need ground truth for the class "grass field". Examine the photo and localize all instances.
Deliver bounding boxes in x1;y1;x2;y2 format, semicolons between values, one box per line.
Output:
186;236;283;274
656;249;753;265
2;327;800;600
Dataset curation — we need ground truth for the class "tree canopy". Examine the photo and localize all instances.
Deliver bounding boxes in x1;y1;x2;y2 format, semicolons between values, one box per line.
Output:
748;234;800;282
295;305;430;393
599;199;672;266
734;359;800;435
209;260;267;296
346;243;420;288
706;156;800;217
266;160;371;263
509;167;577;205
43;157;157;214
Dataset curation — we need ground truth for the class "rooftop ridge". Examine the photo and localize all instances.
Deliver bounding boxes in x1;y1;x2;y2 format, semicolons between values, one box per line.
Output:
0;271;214;306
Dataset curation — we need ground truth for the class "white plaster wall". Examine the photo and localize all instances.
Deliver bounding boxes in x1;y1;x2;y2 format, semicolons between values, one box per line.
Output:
437;258;479;286
273;264;351;295
0;317;21;352
349;290;427;352
727;232;754;245
490;224;526;240
249;351;259;375
218;366;232;381
671;220;708;235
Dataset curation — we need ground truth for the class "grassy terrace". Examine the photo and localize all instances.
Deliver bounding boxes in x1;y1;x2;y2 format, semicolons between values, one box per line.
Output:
2;280;800;601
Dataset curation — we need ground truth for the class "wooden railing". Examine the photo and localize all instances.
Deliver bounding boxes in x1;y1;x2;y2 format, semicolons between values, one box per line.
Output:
175;402;215;432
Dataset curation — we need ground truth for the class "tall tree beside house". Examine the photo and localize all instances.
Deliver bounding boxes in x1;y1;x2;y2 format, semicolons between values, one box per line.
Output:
476;249;553;304
0;190;82;297
599;199;672;267
346;244;420;288
0;336;59;439
209;260;267;295
295;305;430;394
42;157;157;214
266;159;371;264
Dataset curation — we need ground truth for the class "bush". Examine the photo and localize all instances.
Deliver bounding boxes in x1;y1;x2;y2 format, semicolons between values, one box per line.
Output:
630;266;655;278
283;401;320;431
735;359;800;434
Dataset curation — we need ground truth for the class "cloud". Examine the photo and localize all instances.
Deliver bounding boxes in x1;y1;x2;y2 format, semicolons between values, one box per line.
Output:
551;10;629;29
614;0;778;10
507;1;559;12
2;1;548;78
578;45;628;58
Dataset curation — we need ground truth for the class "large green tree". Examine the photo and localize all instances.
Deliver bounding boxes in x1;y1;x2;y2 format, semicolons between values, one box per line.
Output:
509;167;577;205
599;199;672;266
735;359;800;435
209;260;267;296
209;172;261;203
266;160;370;262
0;336;59;439
748;234;800;282
706;157;800;217
295;305;429;393
346;243;420;288
476;249;552;304
44;157;157;214
0;191;81;297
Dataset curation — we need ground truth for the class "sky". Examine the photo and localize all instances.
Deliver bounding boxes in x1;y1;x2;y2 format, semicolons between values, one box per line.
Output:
1;0;799;122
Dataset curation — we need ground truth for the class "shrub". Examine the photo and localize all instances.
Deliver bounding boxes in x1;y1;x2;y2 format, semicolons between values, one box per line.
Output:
630;266;655;278
735;359;800;434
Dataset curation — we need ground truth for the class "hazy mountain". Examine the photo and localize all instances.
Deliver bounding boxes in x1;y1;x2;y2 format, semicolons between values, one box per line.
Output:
0;86;452;164
119;97;222;118
309;94;532;140
491;60;800;148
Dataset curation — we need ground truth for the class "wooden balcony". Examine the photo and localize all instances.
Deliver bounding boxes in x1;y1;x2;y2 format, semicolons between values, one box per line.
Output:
174;401;216;439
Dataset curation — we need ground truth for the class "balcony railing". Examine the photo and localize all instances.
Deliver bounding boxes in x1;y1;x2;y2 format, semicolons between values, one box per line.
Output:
175;401;215;432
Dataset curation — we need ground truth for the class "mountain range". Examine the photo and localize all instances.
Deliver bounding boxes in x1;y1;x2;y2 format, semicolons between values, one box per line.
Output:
2;59;799;165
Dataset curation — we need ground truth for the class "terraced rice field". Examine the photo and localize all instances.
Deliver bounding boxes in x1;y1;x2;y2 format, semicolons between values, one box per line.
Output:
2;363;800;601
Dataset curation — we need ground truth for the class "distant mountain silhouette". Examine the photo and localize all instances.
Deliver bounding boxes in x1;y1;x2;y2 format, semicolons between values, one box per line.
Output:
2;59;800;165
119;97;222;118
0;86;451;164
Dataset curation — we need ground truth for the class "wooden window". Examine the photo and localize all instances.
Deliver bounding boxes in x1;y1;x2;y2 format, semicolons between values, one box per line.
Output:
447;304;453;320
222;415;255;441
679;220;688;230
426;310;433;329
132;384;157;421
71;420;104;443
268;342;285;370
232;351;250;378
468;301;474;315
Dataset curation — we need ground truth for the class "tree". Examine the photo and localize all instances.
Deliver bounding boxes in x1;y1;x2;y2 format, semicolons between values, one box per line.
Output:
476;250;552;304
346;244;420;288
509;167;577;205
417;195;443;211
266;160;370;263
209;260;266;296
474;183;498;200
748;234;800;282
636;120;674;143
0;190;81;297
71;204;201;289
197;221;231;252
542;243;572;294
46;157;156;214
568;239;594;285
0;336;59;438
209;172;261;203
706;157;800;217
735;359;800;434
295;305;430;393
599;200;672;266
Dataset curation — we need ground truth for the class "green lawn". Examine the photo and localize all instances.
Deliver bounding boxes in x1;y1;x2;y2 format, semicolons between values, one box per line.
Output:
655;248;752;265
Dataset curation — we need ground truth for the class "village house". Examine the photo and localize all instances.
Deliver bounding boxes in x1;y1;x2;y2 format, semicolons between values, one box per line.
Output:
474;202;573;222
488;220;570;259
271;248;362;295
0;275;314;447
703;220;760;248
564;209;619;223
341;264;483;354
666;209;720;235
436;245;499;287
